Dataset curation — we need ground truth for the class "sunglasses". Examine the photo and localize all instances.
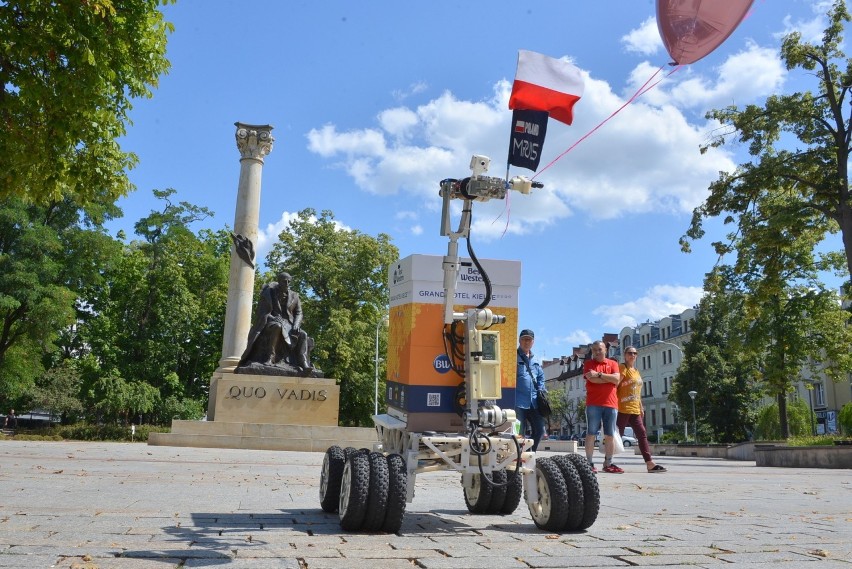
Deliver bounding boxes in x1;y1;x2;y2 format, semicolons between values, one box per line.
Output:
625;351;638;355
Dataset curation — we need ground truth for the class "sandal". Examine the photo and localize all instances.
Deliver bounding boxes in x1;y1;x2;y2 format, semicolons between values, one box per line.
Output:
648;464;667;473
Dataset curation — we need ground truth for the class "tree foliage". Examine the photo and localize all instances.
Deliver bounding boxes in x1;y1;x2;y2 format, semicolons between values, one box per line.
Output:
0;0;174;206
79;190;229;421
754;399;812;440
671;287;762;443
265;209;398;426
682;0;852;291
0;196;120;407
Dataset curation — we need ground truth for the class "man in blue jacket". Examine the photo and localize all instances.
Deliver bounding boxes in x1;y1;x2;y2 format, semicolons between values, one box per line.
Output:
515;329;547;451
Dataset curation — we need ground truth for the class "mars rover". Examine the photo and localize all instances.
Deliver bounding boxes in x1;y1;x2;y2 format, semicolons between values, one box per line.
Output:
319;155;599;533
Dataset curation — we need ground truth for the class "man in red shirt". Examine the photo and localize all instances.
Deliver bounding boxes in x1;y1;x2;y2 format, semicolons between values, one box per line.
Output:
583;341;622;473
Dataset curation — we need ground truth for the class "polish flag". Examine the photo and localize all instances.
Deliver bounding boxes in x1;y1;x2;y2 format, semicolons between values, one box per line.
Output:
509;50;584;126
514;120;525;133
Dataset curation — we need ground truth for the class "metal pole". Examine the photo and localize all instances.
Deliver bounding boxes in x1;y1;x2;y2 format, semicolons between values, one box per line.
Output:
807;387;816;436
688;390;697;444
374;319;380;417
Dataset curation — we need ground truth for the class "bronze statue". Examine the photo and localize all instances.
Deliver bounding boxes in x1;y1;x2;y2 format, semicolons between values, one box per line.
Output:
236;272;321;377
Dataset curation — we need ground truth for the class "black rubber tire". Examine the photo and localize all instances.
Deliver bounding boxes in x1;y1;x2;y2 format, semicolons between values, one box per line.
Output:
551;454;585;531
319;445;346;513
486;469;508;514
529;457;570;531
382;453;407;533
563;453;600;530
361;451;390;531
343;446;358;459
500;467;524;515
339;450;370;531
463;473;493;514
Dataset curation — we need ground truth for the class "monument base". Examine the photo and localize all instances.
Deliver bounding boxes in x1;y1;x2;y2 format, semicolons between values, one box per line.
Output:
213;372;339;426
148;420;376;453
148;372;370;453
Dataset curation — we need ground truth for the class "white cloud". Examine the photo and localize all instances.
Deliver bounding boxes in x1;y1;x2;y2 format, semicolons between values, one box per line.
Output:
256;210;351;265
392;80;428;101
592;285;704;330
778;1;832;43
305;49;797;237
622;16;662;56
554;329;593;348
410;225;423;235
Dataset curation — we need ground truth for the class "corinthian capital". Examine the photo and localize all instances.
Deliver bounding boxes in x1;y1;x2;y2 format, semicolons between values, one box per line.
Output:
234;122;274;161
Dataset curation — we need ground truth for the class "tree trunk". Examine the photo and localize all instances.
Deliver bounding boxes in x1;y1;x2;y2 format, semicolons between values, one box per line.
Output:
777;392;790;439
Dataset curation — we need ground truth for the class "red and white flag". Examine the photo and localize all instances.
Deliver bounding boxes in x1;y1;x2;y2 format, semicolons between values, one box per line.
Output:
509;50;584;126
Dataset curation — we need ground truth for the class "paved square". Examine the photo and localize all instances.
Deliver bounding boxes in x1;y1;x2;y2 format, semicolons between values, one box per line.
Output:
0;441;849;568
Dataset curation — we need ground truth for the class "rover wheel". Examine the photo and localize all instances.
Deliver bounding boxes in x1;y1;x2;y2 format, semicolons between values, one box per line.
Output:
382;453;407;533
552;454;585;530
319;445;346;512
361;451;389;531
485;469;508;514
339;450;370;531
500;468;524;514
528;457;570;531
563;453;600;530
463;473;493;514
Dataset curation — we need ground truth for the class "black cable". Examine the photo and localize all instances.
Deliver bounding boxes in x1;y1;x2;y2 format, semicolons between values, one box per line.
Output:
463;204;492;311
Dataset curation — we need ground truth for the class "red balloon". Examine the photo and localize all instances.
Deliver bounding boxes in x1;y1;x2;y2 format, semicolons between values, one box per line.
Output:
657;0;754;65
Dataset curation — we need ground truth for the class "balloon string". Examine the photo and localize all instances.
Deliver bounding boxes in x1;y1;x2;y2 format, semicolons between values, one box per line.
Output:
532;64;676;180
496;63;680;237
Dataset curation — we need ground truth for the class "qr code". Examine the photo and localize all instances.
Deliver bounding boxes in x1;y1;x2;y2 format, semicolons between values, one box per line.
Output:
426;393;441;407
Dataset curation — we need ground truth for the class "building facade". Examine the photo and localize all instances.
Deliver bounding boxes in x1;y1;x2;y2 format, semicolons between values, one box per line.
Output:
542;303;851;439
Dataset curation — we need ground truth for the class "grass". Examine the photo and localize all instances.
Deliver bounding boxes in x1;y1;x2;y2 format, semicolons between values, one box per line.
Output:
784;434;852;447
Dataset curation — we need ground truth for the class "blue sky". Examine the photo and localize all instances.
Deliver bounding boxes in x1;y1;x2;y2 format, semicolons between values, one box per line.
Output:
113;0;845;361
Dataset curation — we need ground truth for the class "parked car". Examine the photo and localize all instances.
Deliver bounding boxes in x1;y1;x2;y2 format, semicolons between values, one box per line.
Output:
621;434;638;447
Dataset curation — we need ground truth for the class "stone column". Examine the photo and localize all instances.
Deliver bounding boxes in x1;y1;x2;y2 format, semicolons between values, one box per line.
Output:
208;123;274;420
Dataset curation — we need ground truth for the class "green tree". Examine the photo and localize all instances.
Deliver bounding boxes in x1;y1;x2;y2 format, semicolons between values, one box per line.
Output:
265;209;398;426
754;399;811;440
80;190;229;422
545;387;567;435
0;197;120;407
0;0;174;206
839;401;852;435
671;286;762;443
683;0;852;290
22;359;84;423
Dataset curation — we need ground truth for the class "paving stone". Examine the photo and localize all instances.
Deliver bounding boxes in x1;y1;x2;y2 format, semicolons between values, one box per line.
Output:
0;441;850;569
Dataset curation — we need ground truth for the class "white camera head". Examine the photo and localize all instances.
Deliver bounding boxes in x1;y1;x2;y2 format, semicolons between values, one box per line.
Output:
469;155;490;178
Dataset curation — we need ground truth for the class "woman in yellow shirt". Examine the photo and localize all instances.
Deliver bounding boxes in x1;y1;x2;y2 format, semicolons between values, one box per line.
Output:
617;349;666;473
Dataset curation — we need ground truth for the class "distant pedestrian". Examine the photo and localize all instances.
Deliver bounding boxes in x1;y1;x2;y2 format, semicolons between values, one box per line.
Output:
515;329;547;452
583;341;622;473
618;349;666;473
4;408;17;429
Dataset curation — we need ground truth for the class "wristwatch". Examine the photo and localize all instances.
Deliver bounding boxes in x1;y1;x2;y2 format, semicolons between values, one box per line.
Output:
597;371;602;378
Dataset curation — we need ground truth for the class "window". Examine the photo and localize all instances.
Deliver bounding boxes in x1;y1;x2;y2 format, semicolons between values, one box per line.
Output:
662;408;667;425
815;383;826;407
663;377;669;394
651;409;657;426
662;351;668;365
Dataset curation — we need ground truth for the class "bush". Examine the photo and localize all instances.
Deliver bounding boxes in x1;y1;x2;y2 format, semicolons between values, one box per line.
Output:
839;402;852;436
754;398;811;440
0;423;170;442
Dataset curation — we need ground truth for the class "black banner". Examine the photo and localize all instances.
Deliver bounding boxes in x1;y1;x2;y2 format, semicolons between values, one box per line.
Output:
507;109;549;172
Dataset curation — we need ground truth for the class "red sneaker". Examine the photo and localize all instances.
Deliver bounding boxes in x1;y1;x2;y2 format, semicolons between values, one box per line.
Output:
603;463;624;474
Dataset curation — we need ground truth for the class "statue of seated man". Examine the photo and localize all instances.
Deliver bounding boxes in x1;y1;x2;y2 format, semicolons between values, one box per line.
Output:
239;272;314;372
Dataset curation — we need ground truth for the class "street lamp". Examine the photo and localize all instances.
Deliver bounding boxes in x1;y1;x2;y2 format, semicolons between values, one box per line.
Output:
802;380;817;436
374;315;388;417
688;390;697;443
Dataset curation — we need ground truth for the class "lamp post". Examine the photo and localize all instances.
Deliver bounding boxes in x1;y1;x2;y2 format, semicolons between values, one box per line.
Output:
688;390;697;443
803;380;817;436
374;315;388;417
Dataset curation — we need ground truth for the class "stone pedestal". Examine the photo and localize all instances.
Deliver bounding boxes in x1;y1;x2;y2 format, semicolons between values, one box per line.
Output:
213;373;339;426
